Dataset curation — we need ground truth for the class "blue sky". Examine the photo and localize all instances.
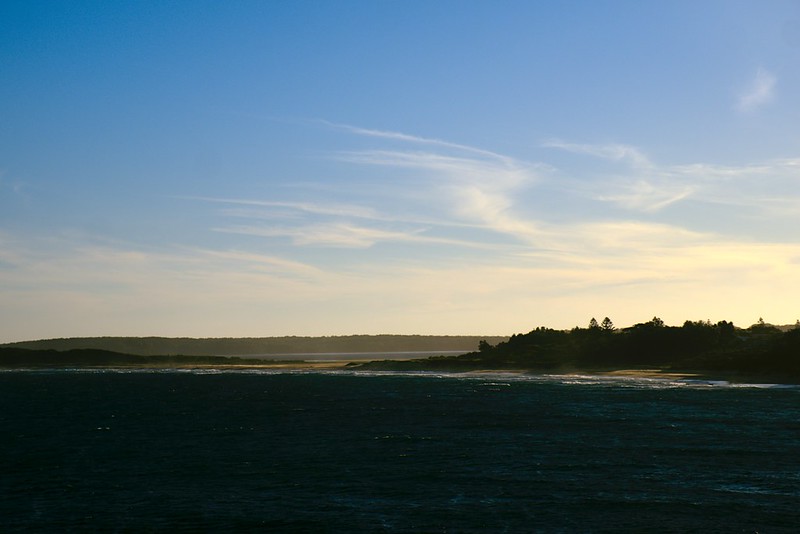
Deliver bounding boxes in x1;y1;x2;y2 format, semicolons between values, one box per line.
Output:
2;1;800;341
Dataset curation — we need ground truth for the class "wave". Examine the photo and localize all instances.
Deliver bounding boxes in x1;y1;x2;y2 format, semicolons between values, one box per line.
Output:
4;366;799;390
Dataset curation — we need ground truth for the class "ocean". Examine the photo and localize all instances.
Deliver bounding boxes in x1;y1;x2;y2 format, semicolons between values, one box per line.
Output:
2;369;799;532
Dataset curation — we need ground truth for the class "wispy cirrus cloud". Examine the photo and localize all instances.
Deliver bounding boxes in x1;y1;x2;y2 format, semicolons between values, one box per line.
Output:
542;140;652;169
187;196;380;220
195;124;546;250
346;152;540;243
331;127;544;245
193;248;324;277
660;158;800;216
737;68;776;112
543;140;687;212
214;222;489;249
596;180;695;212
544;140;800;216
318;119;515;163
201;125;800;257
335;150;532;189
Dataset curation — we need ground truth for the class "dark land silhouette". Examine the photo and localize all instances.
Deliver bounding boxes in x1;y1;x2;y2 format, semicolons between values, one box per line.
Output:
0;347;287;368
352;318;800;383
3;319;800;383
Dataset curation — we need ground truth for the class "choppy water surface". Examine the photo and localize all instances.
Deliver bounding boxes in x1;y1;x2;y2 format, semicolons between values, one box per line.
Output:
2;370;799;531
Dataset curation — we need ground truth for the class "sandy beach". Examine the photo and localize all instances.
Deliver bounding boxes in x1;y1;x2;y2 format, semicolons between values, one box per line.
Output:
597;369;701;380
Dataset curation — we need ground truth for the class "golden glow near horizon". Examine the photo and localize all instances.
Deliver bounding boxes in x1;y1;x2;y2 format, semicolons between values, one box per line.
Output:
2;2;799;341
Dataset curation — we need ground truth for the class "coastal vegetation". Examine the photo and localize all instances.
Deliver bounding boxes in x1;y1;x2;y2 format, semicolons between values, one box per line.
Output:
352;318;800;383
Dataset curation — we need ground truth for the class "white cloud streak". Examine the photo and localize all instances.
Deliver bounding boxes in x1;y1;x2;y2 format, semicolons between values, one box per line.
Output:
187;196;380;220
596;180;695;212
319;119;515;164
545;141;800;216
542;140;653;169
192;125;546;250
737;68;776;112
331;127;544;246
214;223;489;249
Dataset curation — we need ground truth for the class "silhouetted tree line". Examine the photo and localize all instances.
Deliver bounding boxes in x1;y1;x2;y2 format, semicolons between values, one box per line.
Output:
357;318;800;381
465;317;800;377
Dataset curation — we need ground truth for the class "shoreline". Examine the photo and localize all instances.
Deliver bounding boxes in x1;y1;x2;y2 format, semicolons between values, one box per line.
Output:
596;368;701;380
2;361;795;385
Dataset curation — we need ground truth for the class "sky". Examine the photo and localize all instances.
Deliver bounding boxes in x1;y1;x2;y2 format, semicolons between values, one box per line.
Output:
2;1;800;342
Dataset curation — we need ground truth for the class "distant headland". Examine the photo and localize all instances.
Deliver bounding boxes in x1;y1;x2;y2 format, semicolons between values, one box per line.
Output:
0;334;508;357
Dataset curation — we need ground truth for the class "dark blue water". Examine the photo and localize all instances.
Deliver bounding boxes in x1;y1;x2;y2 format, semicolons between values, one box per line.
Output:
2;370;799;532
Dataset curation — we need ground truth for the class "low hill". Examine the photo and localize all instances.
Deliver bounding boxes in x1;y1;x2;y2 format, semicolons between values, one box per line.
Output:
0;335;508;357
0;347;286;367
